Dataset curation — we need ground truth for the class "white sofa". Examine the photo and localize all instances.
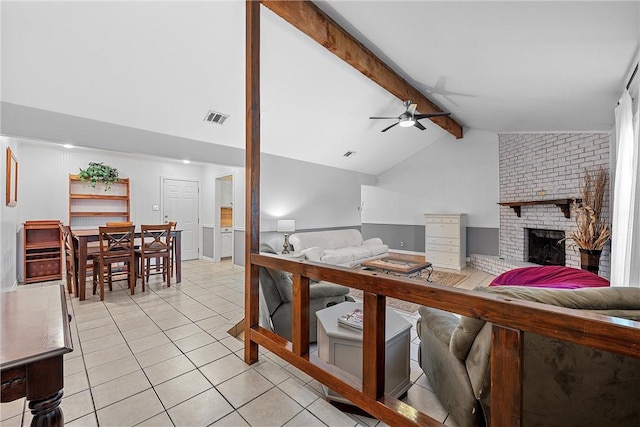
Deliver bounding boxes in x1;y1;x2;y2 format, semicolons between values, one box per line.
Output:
289;229;388;267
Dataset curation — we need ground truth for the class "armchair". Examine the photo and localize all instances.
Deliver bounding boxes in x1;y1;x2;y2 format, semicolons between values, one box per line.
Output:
416;285;640;427
259;243;353;342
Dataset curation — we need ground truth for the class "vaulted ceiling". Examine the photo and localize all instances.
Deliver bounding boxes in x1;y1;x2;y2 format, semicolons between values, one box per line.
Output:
2;1;638;175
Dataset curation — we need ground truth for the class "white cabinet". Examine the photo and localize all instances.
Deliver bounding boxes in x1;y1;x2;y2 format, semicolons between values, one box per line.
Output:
425;214;466;270
221;231;232;258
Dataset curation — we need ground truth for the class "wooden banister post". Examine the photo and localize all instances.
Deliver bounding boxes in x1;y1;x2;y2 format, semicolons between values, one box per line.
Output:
244;0;261;365
292;274;310;356
363;292;386;399
491;325;523;427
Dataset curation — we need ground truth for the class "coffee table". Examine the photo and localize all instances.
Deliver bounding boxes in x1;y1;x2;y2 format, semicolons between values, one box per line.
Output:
362;254;433;281
315;301;412;405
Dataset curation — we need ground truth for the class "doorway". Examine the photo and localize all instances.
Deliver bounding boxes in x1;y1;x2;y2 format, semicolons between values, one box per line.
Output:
214;174;234;262
162;178;200;260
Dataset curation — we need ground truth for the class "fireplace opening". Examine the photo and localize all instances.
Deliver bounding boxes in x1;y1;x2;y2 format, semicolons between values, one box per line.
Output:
527;229;565;266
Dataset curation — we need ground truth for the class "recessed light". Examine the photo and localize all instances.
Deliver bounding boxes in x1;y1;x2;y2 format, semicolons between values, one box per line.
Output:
62;144;74;149
182;159;191;164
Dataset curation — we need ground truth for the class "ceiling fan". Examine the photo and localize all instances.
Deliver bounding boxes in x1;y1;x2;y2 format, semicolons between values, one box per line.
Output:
369;100;451;132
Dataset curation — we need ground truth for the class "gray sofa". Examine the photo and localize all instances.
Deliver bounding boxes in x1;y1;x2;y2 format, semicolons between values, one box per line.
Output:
417;285;640;427
259;243;353;342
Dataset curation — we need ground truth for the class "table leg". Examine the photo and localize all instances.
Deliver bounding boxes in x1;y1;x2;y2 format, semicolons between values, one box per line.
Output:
26;356;64;427
175;232;181;283
425;265;433;282
28;390;63;427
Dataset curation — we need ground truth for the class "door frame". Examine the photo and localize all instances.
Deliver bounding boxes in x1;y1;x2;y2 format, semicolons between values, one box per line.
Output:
161;176;202;260
214;172;235;263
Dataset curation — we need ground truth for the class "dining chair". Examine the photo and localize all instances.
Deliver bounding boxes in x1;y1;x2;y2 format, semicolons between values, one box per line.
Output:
61;224;100;298
92;225;136;301
105;221;136;276
60;225;77;296
134;224;172;289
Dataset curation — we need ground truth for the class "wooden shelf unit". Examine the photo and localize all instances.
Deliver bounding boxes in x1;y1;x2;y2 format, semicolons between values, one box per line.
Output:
23;220;62;284
69;174;130;228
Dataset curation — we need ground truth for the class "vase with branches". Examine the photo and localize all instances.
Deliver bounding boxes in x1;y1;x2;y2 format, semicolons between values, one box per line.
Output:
564;167;611;273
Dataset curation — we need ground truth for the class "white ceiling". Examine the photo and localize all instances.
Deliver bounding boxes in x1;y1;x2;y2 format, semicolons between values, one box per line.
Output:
2;1;638;175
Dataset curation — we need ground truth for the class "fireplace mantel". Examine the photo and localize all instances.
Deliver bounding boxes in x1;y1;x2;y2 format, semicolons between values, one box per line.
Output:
498;198;581;219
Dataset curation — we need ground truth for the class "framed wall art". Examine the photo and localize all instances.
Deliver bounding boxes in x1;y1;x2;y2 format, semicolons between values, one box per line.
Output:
6;147;18;207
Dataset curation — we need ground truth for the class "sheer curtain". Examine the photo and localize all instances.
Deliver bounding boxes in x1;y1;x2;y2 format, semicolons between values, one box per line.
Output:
611;89;640;287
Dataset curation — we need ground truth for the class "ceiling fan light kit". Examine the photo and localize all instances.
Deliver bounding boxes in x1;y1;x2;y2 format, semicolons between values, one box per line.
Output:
370;100;450;132
399;117;415;127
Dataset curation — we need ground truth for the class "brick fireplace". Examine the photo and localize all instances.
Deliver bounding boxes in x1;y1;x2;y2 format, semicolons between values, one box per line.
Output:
497;132;611;278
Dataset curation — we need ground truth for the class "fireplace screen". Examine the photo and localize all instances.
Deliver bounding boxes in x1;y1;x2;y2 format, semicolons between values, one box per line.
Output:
527;229;565;266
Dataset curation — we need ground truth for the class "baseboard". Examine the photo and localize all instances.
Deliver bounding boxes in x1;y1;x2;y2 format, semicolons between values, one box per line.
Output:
10;281;17;291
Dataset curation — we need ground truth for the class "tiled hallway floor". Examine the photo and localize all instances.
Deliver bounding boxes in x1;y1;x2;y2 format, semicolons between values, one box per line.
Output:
1;260;493;426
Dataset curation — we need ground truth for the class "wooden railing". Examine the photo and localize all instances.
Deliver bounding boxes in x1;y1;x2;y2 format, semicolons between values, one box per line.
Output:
244;253;640;427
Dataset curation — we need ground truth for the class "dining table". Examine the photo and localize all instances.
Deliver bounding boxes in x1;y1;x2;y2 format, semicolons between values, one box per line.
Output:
72;228;183;301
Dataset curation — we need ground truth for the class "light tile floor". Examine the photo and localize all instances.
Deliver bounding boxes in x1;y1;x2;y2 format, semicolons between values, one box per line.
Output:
1;260;494;427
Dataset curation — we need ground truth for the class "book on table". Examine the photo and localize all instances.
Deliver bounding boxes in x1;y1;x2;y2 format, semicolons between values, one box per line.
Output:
337;308;364;331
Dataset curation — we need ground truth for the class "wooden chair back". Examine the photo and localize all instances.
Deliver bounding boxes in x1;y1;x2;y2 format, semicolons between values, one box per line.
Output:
140;224;172;255
60;224;77;295
97;225;135;263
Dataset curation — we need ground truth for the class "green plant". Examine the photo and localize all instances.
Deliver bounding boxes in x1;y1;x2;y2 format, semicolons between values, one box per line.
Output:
78;162;119;191
564;167;611;250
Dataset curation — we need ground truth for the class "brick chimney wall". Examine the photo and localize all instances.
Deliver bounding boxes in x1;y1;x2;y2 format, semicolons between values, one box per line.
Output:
499;132;611;278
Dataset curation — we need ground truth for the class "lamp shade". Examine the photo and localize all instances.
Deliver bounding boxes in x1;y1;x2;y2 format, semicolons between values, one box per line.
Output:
276;219;296;233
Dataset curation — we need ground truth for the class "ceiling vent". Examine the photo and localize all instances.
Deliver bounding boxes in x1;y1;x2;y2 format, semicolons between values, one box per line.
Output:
343;151;356;157
204;110;229;125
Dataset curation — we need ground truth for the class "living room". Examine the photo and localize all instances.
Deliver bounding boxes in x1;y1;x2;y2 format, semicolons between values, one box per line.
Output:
2;1;639;426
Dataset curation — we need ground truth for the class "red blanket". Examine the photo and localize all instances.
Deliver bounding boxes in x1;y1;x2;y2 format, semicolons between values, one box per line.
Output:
490;266;610;289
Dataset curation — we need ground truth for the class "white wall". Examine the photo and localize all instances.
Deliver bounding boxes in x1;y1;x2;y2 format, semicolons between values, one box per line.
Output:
1;136;21;291
260;153;376;230
362;128;499;227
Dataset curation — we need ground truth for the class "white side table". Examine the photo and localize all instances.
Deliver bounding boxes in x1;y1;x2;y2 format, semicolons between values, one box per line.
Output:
315;301;412;404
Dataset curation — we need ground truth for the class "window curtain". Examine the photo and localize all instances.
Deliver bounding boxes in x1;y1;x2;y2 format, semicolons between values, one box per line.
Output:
611;89;640;287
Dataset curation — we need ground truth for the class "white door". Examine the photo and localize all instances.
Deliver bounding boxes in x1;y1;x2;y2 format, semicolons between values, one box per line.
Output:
163;178;199;260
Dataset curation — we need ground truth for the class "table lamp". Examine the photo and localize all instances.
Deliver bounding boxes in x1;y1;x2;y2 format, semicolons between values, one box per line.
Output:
276;219;296;254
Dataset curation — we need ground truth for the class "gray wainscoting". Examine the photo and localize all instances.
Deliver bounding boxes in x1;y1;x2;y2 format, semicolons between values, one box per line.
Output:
361;223;425;253
362;223;499;257
202;226;214;258
467;227;499;257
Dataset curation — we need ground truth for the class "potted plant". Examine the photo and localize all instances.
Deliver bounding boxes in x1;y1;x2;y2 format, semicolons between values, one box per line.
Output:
564;167;611;274
78;162;119;191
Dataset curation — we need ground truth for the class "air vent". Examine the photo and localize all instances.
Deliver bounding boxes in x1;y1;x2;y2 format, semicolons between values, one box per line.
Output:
204;110;229;125
343;151;356;157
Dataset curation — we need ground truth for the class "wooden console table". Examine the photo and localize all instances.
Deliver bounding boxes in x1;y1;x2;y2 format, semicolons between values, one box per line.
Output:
1;284;73;427
498;198;581;219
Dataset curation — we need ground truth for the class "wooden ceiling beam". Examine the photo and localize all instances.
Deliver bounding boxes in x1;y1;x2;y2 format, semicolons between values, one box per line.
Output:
260;0;463;139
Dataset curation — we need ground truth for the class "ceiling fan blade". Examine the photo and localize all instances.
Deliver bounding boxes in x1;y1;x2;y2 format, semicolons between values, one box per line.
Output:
414;112;451;120
381;122;399;132
369;116;399;120
407;103;417;115
414;121;426;131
